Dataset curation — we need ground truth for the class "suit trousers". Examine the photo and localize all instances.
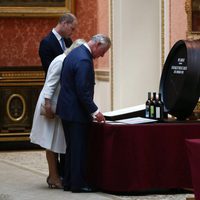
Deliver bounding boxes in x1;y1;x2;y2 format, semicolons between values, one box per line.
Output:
62;120;89;190
58;153;65;178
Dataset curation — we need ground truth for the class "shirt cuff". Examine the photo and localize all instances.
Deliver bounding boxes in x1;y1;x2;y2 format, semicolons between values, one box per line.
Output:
91;109;99;119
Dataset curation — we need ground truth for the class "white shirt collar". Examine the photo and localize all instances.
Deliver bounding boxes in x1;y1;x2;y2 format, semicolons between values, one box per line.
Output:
52;28;62;41
83;43;91;53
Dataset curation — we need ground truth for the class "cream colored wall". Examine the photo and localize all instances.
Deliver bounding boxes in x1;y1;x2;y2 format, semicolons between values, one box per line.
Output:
112;0;162;110
94;79;111;112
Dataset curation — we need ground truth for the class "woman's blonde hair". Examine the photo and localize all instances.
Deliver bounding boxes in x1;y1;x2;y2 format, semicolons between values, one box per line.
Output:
64;39;85;55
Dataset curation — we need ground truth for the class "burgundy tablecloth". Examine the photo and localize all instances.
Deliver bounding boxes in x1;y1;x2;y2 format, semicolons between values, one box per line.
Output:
186;139;200;200
87;122;200;192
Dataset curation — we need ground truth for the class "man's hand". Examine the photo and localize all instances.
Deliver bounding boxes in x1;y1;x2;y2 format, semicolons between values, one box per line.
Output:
95;111;105;123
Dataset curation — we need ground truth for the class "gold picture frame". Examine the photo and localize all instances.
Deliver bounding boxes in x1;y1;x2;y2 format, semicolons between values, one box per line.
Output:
0;0;75;17
6;94;26;122
185;0;200;39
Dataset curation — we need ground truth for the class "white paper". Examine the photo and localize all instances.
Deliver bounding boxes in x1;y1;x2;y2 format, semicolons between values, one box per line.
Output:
103;104;145;117
105;120;126;125
114;117;157;124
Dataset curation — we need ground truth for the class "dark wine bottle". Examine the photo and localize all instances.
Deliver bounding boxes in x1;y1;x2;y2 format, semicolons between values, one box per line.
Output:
155;93;160;119
150;92;156;119
145;92;151;118
155;93;164;121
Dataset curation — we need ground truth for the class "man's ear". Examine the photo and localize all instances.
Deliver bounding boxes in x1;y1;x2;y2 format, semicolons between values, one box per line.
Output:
93;42;100;50
97;42;102;47
95;42;103;50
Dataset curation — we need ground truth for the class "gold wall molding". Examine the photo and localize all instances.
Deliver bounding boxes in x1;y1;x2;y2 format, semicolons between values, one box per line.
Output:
110;0;114;110
0;82;44;86
0;69;45;85
0;132;30;142
95;69;109;81
0;136;29;142
161;0;165;66
0;71;44;80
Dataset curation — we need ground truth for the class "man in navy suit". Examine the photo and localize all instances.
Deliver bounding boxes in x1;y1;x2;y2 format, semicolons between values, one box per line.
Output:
38;12;77;182
57;34;111;192
39;13;77;75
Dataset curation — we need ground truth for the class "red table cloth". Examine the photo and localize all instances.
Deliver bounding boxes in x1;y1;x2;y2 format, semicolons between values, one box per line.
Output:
87;122;200;192
186;139;200;200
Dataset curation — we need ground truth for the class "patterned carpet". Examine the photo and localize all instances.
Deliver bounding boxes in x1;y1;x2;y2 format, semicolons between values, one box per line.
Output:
0;150;195;200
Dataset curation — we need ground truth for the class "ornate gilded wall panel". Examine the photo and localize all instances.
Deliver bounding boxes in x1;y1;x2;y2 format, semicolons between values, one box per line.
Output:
0;66;44;142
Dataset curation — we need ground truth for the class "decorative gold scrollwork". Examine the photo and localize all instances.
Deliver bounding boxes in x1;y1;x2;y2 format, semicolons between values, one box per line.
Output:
6;94;26;122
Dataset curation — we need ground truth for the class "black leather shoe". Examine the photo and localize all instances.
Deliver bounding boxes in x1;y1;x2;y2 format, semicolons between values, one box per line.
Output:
71;186;97;193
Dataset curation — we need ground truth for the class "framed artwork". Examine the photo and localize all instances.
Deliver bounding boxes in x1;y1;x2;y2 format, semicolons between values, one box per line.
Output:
185;0;200;39
0;0;75;17
191;0;200;32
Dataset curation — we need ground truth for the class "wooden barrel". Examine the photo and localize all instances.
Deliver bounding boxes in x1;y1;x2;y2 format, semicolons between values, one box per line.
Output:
159;40;200;120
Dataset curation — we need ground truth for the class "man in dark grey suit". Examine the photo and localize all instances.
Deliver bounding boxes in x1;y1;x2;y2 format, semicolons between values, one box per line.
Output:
57;34;111;192
39;13;77;75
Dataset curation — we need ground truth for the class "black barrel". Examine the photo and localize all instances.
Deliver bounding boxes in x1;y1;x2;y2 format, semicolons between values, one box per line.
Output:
159;40;200;120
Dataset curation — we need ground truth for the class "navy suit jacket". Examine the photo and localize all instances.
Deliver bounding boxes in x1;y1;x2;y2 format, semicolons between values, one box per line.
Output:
57;45;98;123
39;31;72;74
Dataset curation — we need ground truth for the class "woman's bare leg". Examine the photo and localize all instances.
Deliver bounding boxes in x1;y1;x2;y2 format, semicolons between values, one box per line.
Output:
46;150;63;188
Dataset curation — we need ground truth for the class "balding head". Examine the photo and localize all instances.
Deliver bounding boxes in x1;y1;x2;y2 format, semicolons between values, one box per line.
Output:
88;34;111;59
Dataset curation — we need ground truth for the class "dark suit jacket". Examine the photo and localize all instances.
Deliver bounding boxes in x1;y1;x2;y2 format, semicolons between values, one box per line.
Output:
57;45;98;123
39;31;72;74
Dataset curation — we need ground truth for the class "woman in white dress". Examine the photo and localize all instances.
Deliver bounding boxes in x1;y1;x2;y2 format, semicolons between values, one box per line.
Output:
30;39;85;189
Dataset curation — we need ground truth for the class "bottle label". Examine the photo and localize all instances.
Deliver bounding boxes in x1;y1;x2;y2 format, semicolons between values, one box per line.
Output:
156;107;160;119
150;105;154;118
145;105;150;118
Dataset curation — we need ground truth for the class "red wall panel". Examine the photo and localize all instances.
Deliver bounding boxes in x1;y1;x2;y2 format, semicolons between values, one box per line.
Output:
0;0;98;67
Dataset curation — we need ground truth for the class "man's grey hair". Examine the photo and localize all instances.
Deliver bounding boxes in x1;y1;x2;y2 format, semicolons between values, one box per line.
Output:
91;34;111;47
59;13;77;24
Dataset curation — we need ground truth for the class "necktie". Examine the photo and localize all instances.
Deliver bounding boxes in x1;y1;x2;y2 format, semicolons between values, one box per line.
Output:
61;38;66;51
